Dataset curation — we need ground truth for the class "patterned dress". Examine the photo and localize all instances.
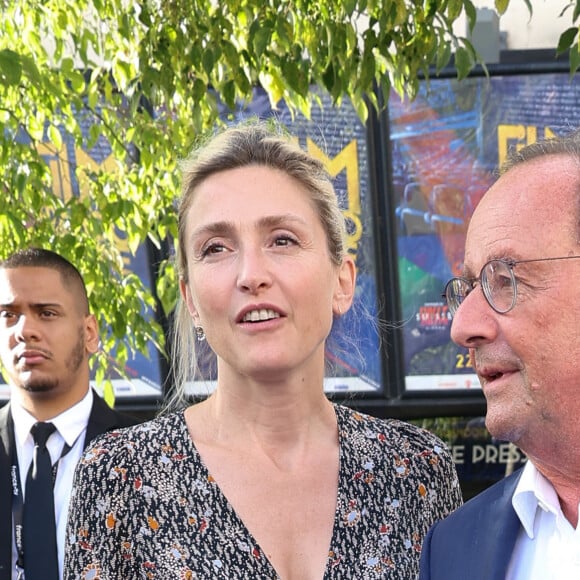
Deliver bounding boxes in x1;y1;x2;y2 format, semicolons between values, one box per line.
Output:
64;405;462;579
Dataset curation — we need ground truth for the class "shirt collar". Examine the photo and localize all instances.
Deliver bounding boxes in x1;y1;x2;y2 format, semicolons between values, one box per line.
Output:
51;389;93;447
512;460;562;539
11;401;38;449
11;389;94;448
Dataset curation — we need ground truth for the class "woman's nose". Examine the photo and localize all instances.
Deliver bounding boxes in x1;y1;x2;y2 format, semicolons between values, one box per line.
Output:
236;247;273;293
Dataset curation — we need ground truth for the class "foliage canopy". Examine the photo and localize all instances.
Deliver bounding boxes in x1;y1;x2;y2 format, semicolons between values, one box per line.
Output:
1;0;578;400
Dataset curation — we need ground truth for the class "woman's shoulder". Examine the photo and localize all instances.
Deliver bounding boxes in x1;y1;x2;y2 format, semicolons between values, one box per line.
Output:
334;403;450;457
81;411;188;468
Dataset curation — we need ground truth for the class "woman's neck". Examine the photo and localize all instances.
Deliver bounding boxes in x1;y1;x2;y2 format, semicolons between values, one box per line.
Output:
187;376;336;470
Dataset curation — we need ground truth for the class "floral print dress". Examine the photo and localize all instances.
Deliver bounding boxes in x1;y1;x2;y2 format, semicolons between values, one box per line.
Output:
64;405;462;579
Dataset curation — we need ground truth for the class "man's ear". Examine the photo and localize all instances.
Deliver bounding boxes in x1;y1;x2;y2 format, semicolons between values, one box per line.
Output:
333;256;356;316
84;314;100;355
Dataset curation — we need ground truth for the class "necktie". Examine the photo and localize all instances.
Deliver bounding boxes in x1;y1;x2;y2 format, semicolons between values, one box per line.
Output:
23;421;59;580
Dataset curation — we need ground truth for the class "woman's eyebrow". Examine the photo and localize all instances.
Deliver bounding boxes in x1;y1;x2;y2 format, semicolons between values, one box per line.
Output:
191;214;309;239
190;221;234;240
256;214;309;229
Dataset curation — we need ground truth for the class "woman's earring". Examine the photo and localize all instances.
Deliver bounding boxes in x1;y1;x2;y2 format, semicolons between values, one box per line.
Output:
195;326;206;342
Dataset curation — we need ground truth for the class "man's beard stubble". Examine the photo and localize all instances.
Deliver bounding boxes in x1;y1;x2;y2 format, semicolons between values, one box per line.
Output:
22;331;86;393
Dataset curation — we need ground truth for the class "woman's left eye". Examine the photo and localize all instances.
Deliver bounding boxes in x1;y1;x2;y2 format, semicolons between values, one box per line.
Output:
273;234;298;247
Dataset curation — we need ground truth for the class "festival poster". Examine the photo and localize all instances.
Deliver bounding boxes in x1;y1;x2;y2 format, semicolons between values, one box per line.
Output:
391;71;580;391
6;71;576;403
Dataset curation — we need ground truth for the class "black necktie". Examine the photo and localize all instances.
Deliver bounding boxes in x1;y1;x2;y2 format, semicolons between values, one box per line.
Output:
23;421;59;580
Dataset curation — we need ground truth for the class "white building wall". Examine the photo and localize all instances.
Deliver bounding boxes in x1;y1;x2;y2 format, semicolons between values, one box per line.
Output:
454;0;574;49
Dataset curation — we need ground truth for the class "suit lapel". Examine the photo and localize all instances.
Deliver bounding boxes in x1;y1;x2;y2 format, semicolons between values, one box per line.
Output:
422;469;523;580
84;391;136;449
472;471;522;578
0;394;136;579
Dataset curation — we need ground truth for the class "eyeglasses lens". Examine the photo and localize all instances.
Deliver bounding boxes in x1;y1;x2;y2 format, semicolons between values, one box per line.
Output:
481;260;516;313
445;278;470;316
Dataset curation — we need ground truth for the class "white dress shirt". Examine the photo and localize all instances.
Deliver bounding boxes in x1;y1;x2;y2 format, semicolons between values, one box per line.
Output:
10;389;93;580
506;461;580;579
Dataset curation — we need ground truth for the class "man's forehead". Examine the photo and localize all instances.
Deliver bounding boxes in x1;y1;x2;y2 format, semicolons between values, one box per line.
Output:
464;157;576;267
0;267;69;302
464;209;520;269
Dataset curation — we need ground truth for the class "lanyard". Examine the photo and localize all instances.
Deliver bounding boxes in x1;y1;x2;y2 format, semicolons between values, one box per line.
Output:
9;419;80;576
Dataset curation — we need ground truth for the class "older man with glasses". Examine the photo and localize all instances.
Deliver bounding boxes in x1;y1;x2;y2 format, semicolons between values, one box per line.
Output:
419;129;580;580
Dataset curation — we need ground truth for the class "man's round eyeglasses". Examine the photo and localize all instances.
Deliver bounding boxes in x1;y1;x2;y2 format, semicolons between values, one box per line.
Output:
443;255;580;317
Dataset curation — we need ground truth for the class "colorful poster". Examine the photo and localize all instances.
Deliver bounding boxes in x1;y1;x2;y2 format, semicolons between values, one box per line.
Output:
390;71;580;391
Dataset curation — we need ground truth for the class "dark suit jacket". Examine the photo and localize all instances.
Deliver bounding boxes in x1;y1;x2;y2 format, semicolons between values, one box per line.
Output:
419;469;524;580
0;391;138;579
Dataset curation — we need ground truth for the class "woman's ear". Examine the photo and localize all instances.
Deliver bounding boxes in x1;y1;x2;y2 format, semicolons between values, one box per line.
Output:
179;278;201;326
333;256;356;316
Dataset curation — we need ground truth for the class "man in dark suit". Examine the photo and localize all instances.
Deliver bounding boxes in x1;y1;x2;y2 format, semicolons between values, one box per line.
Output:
0;248;138;580
419;131;580;579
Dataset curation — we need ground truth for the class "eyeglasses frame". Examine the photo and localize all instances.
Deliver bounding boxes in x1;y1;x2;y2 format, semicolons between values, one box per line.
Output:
443;255;580;316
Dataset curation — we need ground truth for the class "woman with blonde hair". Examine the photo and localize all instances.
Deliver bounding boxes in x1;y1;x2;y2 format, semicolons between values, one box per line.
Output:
65;121;462;579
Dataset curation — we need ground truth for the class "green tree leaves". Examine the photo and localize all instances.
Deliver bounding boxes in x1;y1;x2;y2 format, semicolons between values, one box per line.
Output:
0;0;577;399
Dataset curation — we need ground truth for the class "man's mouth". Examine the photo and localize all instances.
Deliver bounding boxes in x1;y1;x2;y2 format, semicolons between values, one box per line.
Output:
15;349;50;365
474;354;520;385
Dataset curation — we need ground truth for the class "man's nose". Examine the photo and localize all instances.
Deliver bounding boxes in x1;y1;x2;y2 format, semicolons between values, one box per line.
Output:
450;286;500;348
14;314;41;342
